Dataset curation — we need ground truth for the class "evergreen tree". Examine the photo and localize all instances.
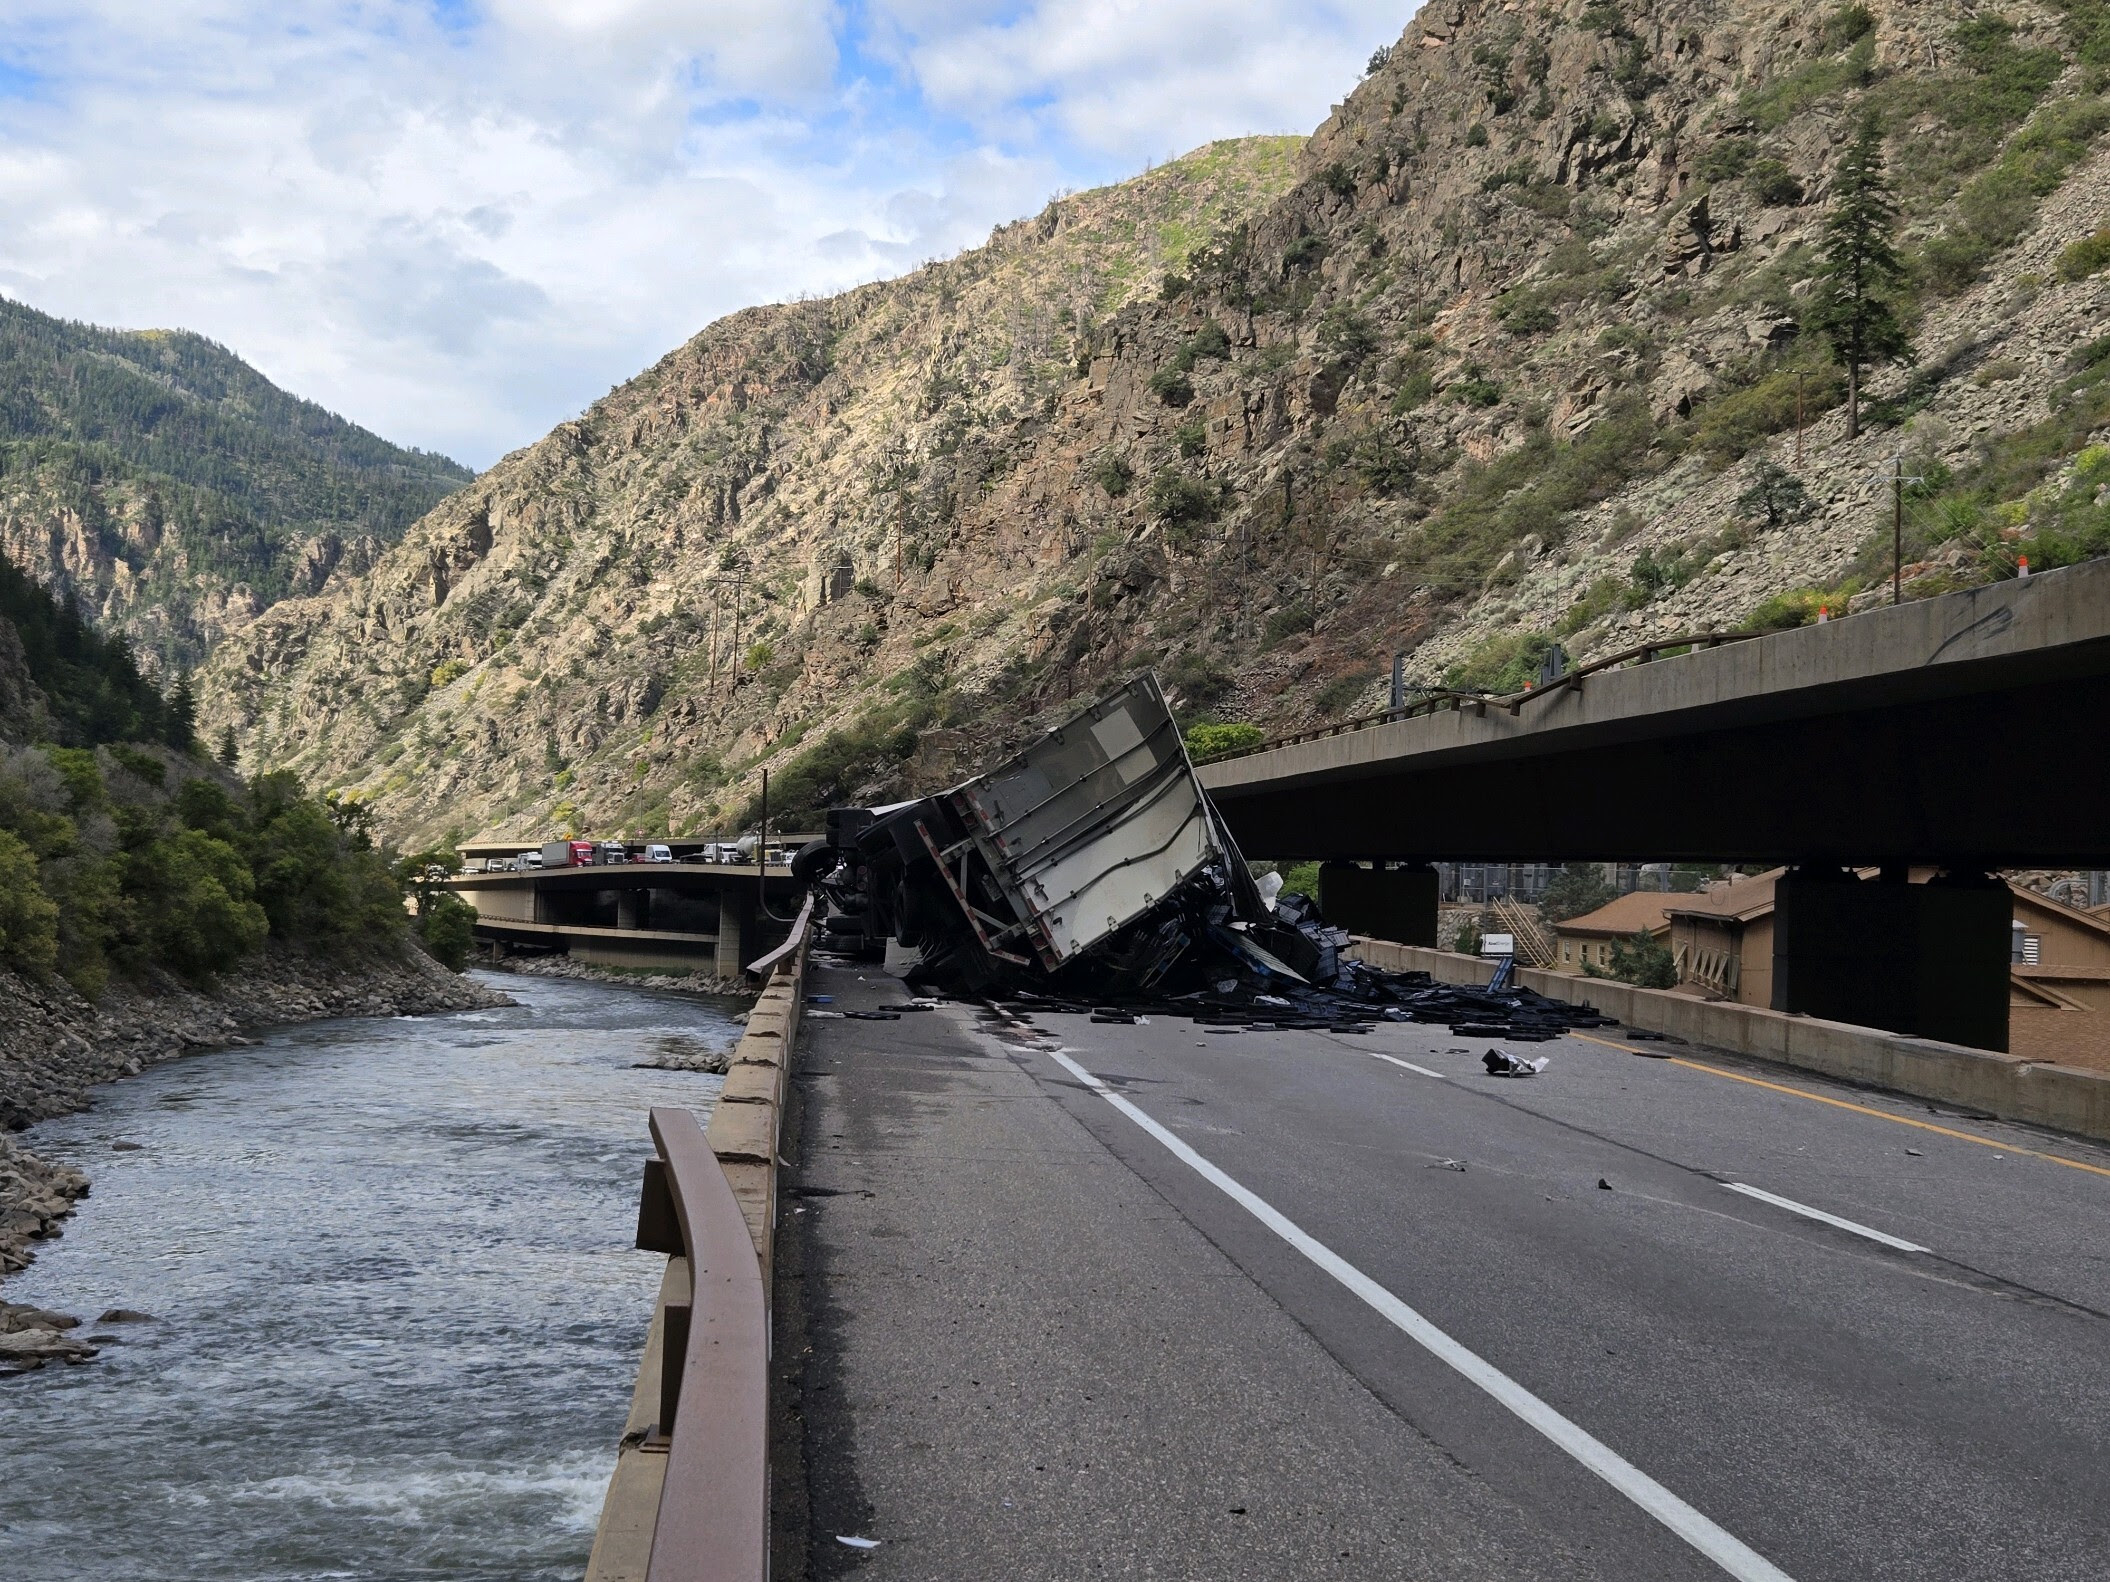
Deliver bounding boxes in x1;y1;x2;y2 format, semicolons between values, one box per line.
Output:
1541;861;1617;922
1806;114;1909;439
217;724;240;767
165;675;198;752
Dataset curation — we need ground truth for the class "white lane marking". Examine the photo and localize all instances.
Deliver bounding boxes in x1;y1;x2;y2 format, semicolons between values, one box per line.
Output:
1370;1051;1450;1080
1042;1044;1794;1582
1721;1183;1930;1253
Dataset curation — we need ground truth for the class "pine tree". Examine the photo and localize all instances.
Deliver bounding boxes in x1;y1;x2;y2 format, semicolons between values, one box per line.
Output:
1807;114;1909;439
217;724;239;767
164;674;198;752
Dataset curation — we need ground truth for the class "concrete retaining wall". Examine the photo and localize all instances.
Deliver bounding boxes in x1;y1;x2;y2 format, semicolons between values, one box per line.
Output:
1350;937;2110;1145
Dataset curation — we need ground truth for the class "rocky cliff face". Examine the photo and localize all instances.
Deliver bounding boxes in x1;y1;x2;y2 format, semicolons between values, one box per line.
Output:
0;298;471;674
200;0;2110;845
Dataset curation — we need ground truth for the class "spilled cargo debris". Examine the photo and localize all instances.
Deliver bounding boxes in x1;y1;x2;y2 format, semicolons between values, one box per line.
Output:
798;673;1614;1040
1483;1050;1551;1078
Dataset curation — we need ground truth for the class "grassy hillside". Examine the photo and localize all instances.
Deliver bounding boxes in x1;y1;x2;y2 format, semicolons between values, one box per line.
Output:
0;296;471;670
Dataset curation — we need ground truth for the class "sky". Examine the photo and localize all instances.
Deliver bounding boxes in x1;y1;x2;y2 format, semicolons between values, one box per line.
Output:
0;2;1411;470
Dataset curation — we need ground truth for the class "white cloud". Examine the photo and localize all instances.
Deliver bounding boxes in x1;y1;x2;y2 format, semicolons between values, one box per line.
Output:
0;1;1412;468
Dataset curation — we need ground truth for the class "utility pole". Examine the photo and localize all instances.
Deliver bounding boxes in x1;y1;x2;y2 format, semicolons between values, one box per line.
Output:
1875;452;1922;605
1892;454;1904;605
1794;371;1806;467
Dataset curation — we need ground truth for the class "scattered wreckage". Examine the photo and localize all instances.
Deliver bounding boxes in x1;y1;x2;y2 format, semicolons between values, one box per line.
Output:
792;674;1613;1042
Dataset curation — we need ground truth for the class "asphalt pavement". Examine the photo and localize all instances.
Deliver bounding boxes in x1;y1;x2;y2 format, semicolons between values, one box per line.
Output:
780;964;2110;1580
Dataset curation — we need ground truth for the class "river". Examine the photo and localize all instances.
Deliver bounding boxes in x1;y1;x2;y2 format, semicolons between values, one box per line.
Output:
0;971;740;1582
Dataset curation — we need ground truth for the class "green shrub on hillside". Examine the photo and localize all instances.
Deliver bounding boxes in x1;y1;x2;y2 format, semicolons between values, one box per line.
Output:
1695;363;1844;463
1855;337;2110;585
1740;587;1855;631
2057;227;2110;280
1147;469;1222;528
732;703;926;830
1183;721;1264;758
1741;35;1876;130
1163;649;1235;709
1411;399;1659;597
1745;159;1806;207
0;827;59;978
1443;630;1557;694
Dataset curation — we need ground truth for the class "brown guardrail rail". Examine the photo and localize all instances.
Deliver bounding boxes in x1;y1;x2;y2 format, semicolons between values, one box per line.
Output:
633;1107;769;1580
587;895;813;1582
1191;632;1761;767
744;890;813;977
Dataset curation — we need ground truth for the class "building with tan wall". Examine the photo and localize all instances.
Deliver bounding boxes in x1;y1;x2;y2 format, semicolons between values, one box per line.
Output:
1551;872;2110;1069
2007;888;2110;1070
1549;891;1678;974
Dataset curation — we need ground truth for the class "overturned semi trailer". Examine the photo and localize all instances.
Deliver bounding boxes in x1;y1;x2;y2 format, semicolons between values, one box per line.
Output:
797;674;1313;996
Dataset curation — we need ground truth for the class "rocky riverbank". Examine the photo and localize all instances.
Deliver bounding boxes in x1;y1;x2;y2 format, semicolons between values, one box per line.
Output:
486;950;754;1000
0;940;509;1285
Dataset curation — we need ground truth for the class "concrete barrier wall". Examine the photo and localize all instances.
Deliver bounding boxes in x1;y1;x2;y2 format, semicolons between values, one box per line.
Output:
1349;937;2110;1145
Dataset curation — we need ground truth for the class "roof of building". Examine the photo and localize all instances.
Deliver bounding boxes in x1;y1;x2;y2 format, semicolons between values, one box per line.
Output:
1663;868;1785;925
2012;885;2110;943
1551;890;1681;939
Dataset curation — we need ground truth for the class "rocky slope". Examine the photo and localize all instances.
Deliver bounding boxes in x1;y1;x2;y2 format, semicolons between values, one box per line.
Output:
0;296;472;674
199;0;2110;845
0;940;507;1285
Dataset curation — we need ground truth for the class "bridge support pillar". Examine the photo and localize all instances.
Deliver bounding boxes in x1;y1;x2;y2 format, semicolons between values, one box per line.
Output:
616;890;648;931
1772;867;2011;1052
715;886;755;980
1318;861;1439;948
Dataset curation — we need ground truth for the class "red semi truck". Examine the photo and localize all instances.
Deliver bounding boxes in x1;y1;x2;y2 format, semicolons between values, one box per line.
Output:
540;839;599;868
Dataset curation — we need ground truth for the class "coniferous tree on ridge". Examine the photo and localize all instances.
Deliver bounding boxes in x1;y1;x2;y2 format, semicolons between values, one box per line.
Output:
1807;112;1910;439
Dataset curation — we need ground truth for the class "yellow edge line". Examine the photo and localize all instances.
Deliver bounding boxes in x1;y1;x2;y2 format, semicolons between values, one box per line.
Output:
1569;1032;2110;1182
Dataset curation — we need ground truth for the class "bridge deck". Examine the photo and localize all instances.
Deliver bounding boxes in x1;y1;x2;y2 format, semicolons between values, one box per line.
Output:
1198;558;2110;865
777;968;2110;1580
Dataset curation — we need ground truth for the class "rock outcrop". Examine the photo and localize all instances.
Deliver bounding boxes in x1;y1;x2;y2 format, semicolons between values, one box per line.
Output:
197;1;2110;843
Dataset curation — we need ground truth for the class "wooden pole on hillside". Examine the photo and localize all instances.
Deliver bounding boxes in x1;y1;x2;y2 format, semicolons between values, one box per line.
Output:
1892;455;1904;606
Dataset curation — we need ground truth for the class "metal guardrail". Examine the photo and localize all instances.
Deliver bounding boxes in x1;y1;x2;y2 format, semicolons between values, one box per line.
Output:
1192;632;1761;767
633;1107;770;1581
744;890;813;977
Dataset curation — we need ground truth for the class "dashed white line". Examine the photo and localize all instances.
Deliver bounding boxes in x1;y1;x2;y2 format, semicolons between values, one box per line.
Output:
1721;1182;1930;1253
1369;1051;1450;1080
1041;1043;1796;1582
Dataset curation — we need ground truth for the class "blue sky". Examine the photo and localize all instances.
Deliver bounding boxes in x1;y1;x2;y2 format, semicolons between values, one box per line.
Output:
0;1;1411;469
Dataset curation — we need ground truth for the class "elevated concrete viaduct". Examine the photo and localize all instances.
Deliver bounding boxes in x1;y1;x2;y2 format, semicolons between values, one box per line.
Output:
449;862;799;977
1198;558;2110;1053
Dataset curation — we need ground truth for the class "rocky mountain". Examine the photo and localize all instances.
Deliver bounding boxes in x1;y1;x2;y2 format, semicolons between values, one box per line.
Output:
199;0;2110;847
0;296;472;672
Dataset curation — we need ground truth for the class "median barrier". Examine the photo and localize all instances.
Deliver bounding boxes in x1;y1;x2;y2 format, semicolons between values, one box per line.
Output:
585;894;813;1582
1348;936;2110;1146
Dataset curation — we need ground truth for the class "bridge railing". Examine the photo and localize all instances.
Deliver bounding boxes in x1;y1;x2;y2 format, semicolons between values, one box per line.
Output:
585;890;813;1582
1191;631;1760;767
630;1108;770;1581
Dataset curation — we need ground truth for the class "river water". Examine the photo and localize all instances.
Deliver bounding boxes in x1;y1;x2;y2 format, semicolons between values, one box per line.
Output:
0;971;740;1582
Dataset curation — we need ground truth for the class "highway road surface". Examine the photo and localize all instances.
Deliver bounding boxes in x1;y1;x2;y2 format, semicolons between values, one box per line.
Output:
778;965;2110;1580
